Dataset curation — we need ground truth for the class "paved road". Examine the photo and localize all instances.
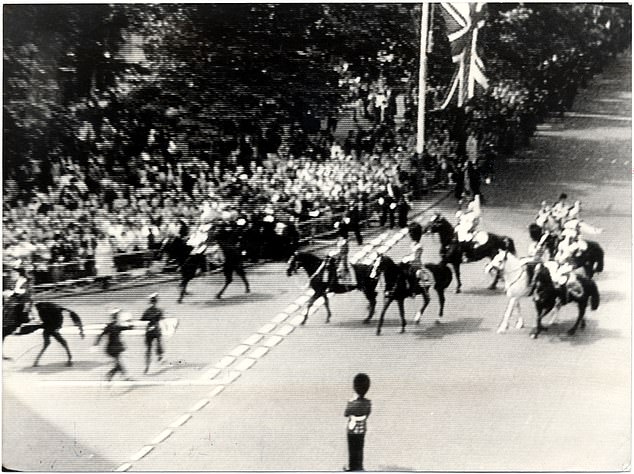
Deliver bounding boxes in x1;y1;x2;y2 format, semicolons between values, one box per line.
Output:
3;52;631;471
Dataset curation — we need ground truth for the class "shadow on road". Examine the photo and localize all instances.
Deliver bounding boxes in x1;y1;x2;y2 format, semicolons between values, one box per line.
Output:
413;317;486;339
16;360;108;374
197;291;276;306
537;319;620;346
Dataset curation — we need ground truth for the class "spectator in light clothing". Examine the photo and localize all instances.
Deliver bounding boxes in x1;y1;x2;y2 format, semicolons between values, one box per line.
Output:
344;373;372;472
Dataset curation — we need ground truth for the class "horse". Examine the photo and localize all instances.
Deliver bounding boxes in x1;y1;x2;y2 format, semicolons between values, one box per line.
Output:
286;252;379;325
368;254;453;336
3;302;84;366
528;223;604;278
570;240;604;278
485;249;537;334
31;302;85;366
423;213;516;293
178;251;208;303
531;263;600;338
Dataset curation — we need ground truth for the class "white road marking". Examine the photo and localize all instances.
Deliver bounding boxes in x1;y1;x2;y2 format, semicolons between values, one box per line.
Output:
243;333;263;345
257;323;276;334
248;347;268;359
283;303;300;314
188;399;210;412
208;386;225;397
203;368;220;380
150;429;173;445
229;345;249;357
234;358;256;371
169;414;192;428
294;294;311;305
115;463;131;472
224;371;241;383
275;325;294;336
215;356;235;369
271;313;289;324
130;445;154;461
262;335;283;347
289;314;305;326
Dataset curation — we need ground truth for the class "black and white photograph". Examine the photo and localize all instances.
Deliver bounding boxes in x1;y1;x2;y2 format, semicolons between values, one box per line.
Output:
2;2;631;471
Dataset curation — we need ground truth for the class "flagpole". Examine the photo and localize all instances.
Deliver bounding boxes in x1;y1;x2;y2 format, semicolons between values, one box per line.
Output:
416;2;430;155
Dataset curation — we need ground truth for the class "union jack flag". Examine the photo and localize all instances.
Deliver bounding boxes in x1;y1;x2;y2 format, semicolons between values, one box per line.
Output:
439;2;489;109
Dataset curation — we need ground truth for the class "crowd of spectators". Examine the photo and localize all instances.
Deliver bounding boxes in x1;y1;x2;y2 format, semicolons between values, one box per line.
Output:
3;6;630;289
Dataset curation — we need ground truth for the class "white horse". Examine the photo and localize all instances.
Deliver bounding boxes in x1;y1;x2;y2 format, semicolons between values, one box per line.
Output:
484;250;532;334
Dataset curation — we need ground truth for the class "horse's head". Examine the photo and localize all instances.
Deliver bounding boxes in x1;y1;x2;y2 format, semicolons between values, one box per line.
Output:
528;223;543;242
485;249;508;276
286;252;299;276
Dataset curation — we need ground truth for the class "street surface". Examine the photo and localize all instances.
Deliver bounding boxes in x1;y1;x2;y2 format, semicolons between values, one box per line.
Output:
3;52;631;471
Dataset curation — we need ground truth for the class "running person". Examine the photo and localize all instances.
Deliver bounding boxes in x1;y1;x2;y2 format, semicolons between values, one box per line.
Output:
141;293;164;374
94;308;134;381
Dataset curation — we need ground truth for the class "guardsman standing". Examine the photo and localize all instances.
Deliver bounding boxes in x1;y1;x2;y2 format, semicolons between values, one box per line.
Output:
141;293;164;374
344;373;372;471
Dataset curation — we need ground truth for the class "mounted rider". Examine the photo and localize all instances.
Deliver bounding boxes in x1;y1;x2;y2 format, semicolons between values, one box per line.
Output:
541;227;584;304
455;194;485;251
321;221;357;288
3;263;33;331
401;221;432;294
562;200;603;236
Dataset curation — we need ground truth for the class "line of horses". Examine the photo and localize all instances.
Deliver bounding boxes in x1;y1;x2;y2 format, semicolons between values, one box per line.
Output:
286;212;604;339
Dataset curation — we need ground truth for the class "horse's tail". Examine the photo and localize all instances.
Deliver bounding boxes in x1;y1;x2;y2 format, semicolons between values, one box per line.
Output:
586;279;600;311
594;243;604;273
68;309;84;332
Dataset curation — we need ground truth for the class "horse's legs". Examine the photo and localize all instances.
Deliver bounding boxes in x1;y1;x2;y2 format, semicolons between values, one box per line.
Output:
415;288;430;324
178;279;189;303
216;269;233;299
452;263;462;293
376;298;393;336
531;307;546;339
301;294;318;325
397;298;407;333
497;297;516;333
363;290;377;323
236;266;250;293
568;301;587;336
488;272;500;291
33;332;52;367
51;331;73;366
323;293;332;323
437;289;446;319
514;300;524;329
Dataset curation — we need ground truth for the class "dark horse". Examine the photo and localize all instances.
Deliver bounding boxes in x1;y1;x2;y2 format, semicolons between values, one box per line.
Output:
3;302;84;366
178;252;208;303
423;213;516;293
528;223;604;278
531;264;600;339
286;252;379;324
368;254;452;335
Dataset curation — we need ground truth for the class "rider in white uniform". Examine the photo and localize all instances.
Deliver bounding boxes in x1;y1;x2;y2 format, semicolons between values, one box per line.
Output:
456;195;482;245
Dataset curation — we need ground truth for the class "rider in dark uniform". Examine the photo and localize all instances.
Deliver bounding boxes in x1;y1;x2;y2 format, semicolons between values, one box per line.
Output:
3;266;32;340
141;293;164;374
214;218;250;299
